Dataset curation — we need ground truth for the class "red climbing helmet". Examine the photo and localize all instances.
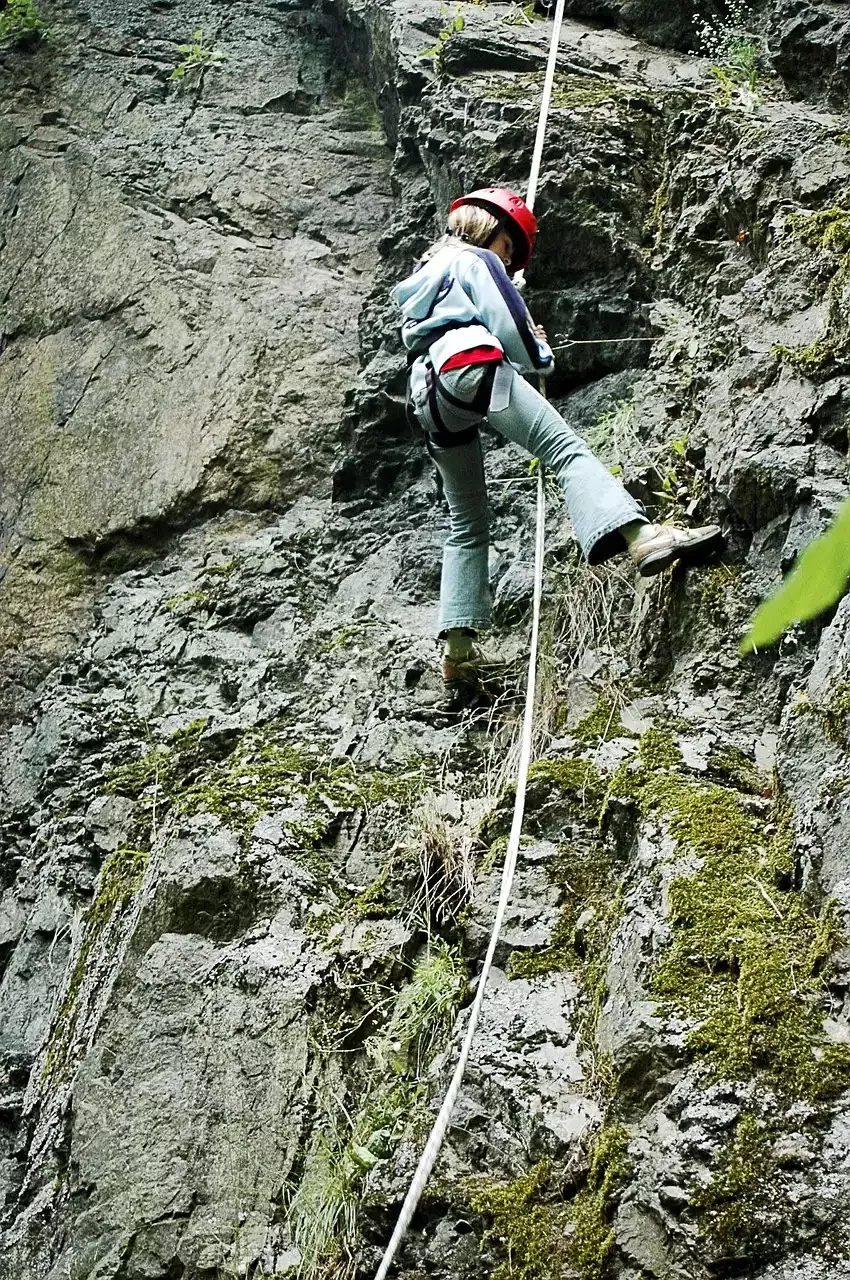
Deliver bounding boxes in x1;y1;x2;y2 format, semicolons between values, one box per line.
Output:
449;186;538;272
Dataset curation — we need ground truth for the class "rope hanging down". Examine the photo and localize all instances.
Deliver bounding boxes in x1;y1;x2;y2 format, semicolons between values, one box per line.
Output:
372;4;567;1277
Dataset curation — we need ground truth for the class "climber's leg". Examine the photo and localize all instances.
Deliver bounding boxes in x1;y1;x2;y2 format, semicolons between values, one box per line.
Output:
487;367;645;563
428;432;492;635
488;367;721;570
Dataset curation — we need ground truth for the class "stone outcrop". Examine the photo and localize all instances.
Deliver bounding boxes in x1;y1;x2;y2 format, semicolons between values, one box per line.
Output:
0;0;391;719
2;1;850;1278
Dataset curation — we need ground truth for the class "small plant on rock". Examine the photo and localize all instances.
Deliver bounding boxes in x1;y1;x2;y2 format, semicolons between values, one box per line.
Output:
170;28;227;82
502;2;541;26
422;5;465;76
0;0;45;49
694;1;764;105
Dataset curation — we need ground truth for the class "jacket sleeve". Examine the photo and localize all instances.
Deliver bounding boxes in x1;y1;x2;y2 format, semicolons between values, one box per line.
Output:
455;249;555;373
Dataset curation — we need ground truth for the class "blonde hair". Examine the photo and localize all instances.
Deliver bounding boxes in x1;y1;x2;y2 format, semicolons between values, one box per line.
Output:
419;203;501;264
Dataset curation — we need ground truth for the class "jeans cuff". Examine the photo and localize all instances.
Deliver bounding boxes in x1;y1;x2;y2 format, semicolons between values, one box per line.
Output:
438;616;491;635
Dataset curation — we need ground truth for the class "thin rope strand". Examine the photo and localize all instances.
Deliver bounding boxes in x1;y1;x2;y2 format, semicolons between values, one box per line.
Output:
372;6;566;1273
526;0;567;215
550;336;658;350
373;468;546;1280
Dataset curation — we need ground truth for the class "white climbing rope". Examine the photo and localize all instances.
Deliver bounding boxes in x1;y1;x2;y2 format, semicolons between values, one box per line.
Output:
373;3;567;1276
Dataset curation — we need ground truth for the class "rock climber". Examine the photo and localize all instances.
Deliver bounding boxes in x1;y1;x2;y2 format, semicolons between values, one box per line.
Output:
391;187;722;708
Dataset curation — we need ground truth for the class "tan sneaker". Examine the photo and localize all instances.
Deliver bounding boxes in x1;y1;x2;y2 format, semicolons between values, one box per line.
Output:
630;522;723;577
440;650;507;712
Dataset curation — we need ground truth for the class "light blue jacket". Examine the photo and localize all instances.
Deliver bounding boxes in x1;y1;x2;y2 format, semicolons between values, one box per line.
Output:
391;242;555;376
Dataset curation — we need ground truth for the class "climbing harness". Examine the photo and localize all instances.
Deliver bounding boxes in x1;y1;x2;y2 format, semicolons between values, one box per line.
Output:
373;3;567;1277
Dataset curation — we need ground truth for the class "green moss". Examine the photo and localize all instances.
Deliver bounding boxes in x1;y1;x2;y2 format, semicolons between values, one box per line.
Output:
466;1126;631;1280
508;751;622;1081
317;622;374;655
508;846;613;980
104;721;208;808
795;681;850;750
572;697;632;744
774;208;850;376
202;558;236;578
639;771;850;1098
51;547;90;598
526;756;604;814
820;775;850;798
772;338;837;376
44;846;148;1082
697;564;740;627
106;719;428;862
177;731;426;858
570;1124;632;1280
691;1114;784;1262
766;789;795;881
644;166;670;253
0;0;45;48
463;69;654;114
468;1162;569;1280
789;207;850;255
596;723;847;1098
551;74;619;110
709;746;770;796
349;863;398;920
638;726;681;770
484;833;509;871
165;589;211;612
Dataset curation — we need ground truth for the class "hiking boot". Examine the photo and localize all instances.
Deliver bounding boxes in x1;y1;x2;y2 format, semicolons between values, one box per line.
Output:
630;522;723;578
440;650;506;713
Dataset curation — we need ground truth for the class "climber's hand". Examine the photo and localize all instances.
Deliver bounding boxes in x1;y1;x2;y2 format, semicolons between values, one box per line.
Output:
532;323;549;344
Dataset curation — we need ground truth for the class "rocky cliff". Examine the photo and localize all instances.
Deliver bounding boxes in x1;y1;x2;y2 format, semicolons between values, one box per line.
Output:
2;1;850;1278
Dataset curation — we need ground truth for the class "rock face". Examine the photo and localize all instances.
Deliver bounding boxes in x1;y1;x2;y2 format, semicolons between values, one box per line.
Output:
0;0;391;717
2;1;850;1279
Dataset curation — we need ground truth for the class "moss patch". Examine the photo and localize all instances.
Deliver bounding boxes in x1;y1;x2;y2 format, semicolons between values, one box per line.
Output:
468;1162;569;1280
600;723;849;1097
696;564;740;627
526;757;605;815
461;69;657;115
508;845;615;981
572;696;632;744
638;725;681;771
166;589;211;612
691;1114;785;1263
466;1125;632;1280
709;746;770;797
794;681;850;751
106;719;429;865
644;164;670;254
0;0;45;48
774;208;850;377
570;1124;632;1280
44;846;148;1082
606;735;850;1098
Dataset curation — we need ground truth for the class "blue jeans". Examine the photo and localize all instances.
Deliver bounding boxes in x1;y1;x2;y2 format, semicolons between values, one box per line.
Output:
429;364;647;633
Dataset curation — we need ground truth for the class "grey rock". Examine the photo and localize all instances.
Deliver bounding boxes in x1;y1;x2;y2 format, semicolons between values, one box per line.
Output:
3;2;850;1278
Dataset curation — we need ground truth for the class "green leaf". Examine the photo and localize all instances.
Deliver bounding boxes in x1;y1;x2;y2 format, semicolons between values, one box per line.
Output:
741;499;850;652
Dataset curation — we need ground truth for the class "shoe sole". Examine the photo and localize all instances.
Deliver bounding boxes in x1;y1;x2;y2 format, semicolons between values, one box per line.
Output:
637;529;724;578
